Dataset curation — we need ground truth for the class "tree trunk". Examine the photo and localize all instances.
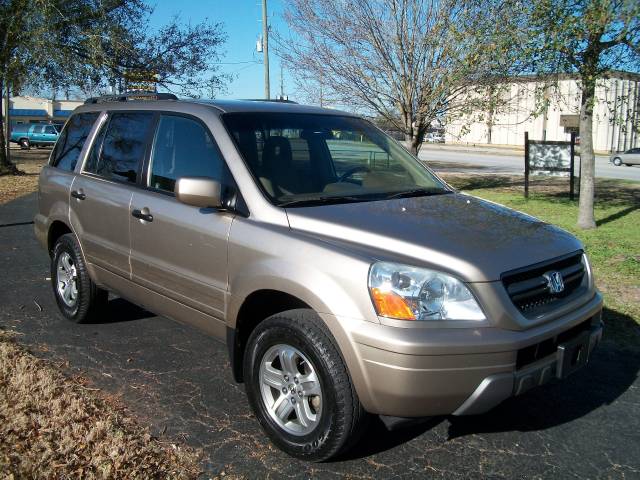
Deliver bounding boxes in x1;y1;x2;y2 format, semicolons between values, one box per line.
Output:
577;76;597;229
0;79;20;176
0;79;10;175
409;134;421;155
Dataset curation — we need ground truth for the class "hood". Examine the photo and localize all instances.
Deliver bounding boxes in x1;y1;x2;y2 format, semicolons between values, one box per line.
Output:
285;193;581;282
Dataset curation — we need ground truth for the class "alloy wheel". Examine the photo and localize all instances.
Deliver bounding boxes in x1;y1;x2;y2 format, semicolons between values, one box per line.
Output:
259;344;323;436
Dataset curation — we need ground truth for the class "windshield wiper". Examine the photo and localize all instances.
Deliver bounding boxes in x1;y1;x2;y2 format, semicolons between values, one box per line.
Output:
277;195;370;208
385;188;452;200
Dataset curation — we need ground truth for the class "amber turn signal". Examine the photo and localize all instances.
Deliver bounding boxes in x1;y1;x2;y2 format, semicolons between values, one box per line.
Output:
370;287;416;320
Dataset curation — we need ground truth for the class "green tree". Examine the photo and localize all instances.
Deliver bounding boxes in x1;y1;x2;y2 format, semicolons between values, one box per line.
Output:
0;0;227;175
519;0;640;229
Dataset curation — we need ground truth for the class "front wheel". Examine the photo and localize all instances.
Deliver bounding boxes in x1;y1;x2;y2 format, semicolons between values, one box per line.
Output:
51;233;107;323
243;309;367;461
612;157;622;166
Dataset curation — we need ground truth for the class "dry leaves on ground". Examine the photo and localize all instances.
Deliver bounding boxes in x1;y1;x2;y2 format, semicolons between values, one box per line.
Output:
0;330;201;479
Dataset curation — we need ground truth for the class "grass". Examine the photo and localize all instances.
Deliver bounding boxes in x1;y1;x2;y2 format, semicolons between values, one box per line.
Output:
0;329;202;479
443;173;640;346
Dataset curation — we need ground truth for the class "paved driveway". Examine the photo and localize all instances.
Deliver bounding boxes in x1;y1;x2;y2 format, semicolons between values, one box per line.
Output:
1;194;639;479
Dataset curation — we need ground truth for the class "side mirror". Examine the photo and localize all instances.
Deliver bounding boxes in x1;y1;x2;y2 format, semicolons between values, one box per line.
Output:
175;177;222;208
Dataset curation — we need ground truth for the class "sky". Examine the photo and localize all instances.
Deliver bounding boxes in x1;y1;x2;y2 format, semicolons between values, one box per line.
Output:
147;0;295;100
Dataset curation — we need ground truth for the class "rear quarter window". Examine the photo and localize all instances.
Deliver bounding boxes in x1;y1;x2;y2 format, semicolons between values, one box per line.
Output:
51;112;99;172
85;112;155;184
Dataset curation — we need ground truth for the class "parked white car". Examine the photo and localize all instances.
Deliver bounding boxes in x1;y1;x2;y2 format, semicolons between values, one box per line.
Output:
610;148;640;166
425;132;445;143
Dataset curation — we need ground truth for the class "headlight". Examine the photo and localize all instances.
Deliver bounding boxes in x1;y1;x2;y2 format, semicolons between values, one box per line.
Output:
368;262;485;321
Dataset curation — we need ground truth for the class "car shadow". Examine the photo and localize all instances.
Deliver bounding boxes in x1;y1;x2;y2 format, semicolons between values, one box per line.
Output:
335;416;443;461
89;296;156;324
337;307;639;460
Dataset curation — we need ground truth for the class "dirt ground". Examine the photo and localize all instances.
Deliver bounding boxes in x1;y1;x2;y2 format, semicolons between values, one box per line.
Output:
0;148;49;205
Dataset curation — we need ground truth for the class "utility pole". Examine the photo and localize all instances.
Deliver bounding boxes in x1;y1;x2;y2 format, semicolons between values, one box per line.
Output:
262;0;270;99
280;63;284;99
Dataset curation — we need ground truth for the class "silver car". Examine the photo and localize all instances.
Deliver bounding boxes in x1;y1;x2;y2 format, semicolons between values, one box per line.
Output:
35;93;603;461
610;148;640;166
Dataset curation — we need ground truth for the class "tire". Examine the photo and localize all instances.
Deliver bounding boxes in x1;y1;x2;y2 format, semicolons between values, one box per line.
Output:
612;157;622;166
19;138;30;150
51;233;108;323
243;309;367;461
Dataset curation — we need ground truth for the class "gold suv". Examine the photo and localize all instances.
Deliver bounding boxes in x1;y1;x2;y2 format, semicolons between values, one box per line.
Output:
36;93;603;461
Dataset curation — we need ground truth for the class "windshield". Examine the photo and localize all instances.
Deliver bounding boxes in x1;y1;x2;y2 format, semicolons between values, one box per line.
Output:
223;112;449;207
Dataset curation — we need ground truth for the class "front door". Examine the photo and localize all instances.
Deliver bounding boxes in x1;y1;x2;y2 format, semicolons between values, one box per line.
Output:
71;111;156;278
129;114;234;325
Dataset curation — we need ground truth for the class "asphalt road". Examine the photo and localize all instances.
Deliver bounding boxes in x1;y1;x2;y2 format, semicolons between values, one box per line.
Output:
2;194;640;479
419;146;640;181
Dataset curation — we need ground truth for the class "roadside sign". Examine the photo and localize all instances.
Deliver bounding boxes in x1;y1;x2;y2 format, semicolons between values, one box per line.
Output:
524;131;577;200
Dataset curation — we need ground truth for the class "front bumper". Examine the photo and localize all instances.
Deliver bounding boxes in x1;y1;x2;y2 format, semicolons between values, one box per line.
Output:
452;321;602;415
345;291;603;417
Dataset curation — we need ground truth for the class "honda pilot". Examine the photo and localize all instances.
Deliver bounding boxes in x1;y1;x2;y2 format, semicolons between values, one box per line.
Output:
35;93;603;461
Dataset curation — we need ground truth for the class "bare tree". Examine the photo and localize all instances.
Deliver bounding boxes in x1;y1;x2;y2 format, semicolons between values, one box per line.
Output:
278;0;514;154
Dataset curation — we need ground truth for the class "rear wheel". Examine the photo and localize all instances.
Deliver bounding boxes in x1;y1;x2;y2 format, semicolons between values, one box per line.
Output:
612;157;622;166
243;309;367;461
51;233;107;323
19;138;30;149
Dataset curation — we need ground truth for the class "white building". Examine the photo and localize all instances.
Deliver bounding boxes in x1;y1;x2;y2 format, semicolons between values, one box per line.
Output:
445;71;640;153
2;96;84;127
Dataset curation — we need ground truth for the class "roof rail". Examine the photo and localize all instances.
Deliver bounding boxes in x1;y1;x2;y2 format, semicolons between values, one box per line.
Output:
241;98;298;104
84;92;178;104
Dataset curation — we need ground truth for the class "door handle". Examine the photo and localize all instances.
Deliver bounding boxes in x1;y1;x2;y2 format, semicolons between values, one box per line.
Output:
132;208;153;222
71;190;86;200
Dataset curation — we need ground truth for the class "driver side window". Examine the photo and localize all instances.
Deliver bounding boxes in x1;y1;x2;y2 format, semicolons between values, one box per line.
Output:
149;115;224;193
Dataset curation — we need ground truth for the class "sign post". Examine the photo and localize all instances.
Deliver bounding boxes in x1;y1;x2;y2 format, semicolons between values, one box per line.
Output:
524;132;576;200
524;131;530;198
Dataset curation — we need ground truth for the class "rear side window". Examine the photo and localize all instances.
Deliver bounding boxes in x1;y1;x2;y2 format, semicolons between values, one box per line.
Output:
149;115;225;192
85;112;154;184
51;112;99;171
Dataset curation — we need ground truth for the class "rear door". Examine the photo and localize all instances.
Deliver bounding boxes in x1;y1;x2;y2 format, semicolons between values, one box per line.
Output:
37;112;100;246
129;113;235;325
70;111;156;278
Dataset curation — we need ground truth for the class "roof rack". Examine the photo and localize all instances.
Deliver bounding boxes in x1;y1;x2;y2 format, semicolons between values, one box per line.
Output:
84;92;178;104
241;98;298;104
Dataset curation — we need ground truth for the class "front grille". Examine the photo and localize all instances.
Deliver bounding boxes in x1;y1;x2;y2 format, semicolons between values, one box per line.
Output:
502;251;586;315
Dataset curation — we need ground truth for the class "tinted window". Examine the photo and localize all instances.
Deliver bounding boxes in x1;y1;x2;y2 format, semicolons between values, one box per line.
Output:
51;112;99;171
44;125;57;134
89;112;154;183
224;113;447;205
84;121;107;174
149;115;225;192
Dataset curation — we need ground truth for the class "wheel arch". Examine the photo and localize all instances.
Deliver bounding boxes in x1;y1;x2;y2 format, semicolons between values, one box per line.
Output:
229;289;312;382
47;220;73;254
